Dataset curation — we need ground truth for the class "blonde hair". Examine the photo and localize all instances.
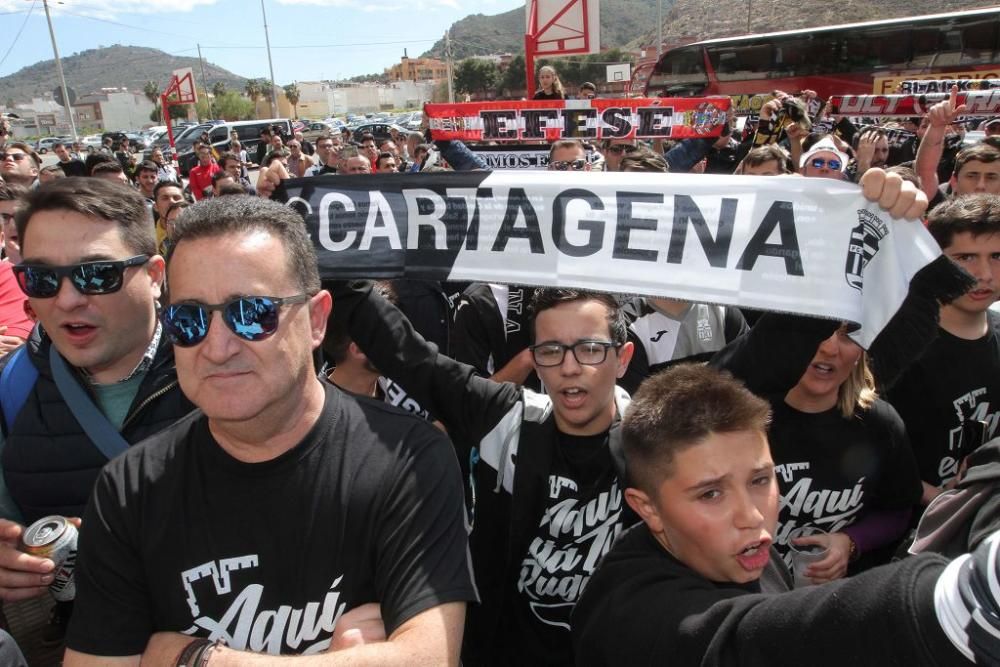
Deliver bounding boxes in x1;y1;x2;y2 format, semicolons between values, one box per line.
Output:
837;352;877;419
537;65;565;98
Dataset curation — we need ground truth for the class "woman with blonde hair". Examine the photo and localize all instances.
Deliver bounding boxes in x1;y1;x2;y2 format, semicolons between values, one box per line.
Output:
718;320;922;586
533;64;565;100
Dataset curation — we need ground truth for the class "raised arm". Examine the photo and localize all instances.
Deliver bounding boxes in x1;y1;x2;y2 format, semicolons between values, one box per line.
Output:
915;86;967;201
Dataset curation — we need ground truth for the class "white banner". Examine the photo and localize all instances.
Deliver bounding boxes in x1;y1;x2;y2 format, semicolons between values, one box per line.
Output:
278;172;941;348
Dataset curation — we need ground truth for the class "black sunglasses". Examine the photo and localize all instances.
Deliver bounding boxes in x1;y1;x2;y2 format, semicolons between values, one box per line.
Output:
605;144;638;155
162;294;310;347
550;159;588;171
0;152;29;162
13;255;149;298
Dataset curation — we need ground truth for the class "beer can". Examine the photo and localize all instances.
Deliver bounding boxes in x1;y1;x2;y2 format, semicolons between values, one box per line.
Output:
20;516;78;602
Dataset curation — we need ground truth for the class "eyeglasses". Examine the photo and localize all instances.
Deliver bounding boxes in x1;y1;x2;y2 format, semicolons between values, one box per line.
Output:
0;152;29;163
0;213;14;224
530;340;621;367
550;159;588;171
162;294;310;347
13;255;149;298
605;144;638;155
809;158;842;170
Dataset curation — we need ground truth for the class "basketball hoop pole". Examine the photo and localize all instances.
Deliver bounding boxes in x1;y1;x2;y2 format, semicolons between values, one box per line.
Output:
525;0;538;96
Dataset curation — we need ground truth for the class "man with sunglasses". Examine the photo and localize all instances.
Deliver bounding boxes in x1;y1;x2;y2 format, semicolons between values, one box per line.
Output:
64;196;476;664
800;137;848;181
328;281;636;666
0;143;40;188
548;138;592;173
0;177;193;644
601;139;639;172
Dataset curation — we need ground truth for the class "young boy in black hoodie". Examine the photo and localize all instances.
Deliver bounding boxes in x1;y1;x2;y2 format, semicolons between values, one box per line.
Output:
572;364;1000;666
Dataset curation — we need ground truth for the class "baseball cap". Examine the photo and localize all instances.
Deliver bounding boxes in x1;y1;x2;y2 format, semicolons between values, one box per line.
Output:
800;137;849;171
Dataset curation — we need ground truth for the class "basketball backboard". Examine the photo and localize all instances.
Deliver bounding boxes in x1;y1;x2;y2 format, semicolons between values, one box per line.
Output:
167;67;197;105
526;0;600;56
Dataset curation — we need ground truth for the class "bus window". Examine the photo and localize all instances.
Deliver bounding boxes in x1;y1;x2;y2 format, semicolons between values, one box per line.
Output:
775;36;838;76
909;27;941;69
844;27;909;71
709;42;773;81
647;46;708;95
958;17;998;64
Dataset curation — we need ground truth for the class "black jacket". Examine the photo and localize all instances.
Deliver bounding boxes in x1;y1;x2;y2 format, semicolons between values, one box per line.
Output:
330;280;638;665
572;523;963;666
0;326;194;523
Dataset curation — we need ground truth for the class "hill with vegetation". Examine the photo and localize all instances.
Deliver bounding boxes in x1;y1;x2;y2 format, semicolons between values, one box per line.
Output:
0;45;247;106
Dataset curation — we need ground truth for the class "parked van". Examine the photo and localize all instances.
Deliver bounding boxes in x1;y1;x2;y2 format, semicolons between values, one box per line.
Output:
175;118;292;176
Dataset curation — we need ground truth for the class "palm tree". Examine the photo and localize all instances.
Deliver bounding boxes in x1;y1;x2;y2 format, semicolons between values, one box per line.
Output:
211;81;227;99
143;80;161;122
283;83;301;120
244;78;262;102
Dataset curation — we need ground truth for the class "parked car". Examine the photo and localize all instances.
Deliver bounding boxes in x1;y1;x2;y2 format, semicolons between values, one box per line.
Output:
125;133;149;151
350;122;406;144
81;135;104;152
301;121;340;142
35;137;69;153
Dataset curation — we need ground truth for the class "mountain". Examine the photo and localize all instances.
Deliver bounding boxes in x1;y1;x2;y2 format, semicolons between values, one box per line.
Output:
631;0;1000;48
422;0;672;60
0;45;248;107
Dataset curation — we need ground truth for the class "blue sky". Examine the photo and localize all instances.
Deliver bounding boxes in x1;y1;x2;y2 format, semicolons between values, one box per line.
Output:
0;0;524;84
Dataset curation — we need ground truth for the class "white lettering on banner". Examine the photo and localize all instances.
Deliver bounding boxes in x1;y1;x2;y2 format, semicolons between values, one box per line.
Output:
517;480;623;629
286;172;943;348
180;557;345;655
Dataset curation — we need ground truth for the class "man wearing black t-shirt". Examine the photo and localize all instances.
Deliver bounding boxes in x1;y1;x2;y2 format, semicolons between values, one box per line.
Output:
330;283;636;666
889;194;1000;504
64;196;477;665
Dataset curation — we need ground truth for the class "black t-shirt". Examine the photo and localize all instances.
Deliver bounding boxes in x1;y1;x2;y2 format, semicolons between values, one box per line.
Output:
504;431;624;666
58;158;86;177
888;314;1000;487
66;382;477;657
768;398;922;563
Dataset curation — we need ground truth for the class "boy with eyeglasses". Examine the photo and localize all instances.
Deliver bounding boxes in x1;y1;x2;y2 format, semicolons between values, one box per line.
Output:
328;280;634;666
64;196;476;665
0;177;194;645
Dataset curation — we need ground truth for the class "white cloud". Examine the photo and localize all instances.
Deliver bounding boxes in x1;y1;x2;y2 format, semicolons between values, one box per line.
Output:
275;0;459;8
0;0;220;18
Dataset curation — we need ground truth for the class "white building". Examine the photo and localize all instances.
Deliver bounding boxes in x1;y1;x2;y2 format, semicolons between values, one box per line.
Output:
72;89;155;131
293;80;435;117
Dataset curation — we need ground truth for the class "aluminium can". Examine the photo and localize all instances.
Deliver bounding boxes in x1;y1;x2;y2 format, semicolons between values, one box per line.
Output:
20;515;78;601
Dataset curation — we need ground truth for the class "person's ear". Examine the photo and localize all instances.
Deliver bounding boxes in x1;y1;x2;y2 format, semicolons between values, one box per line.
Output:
624;487;665;534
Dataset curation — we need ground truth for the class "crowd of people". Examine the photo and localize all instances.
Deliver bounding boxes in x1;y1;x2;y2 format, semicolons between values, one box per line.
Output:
0;69;998;666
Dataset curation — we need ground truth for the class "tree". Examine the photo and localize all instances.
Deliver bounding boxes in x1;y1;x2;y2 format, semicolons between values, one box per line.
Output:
283;83;301;119
212;81;227;98
143;80;162;122
214;91;255;121
454;58;500;98
500;55;526;98
244;78;262;103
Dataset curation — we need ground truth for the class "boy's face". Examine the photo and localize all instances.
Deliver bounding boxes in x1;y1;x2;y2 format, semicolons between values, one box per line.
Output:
943;231;1000;315
532;299;633;437
951;160;1000;196
625;429;778;584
